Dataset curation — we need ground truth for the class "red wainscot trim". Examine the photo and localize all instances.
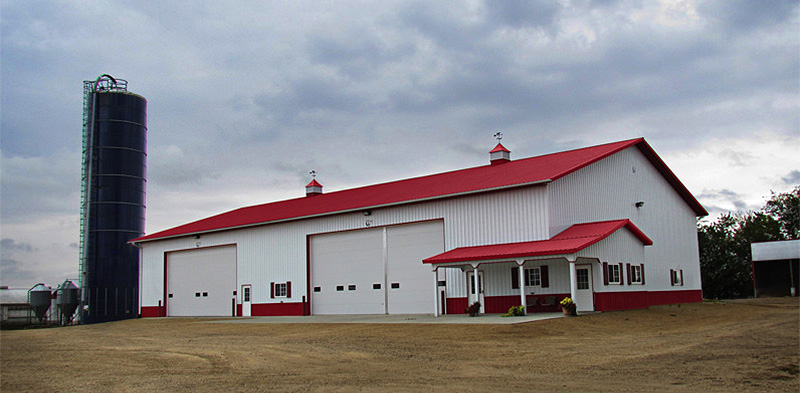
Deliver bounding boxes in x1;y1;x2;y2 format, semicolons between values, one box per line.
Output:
594;291;649;312
251;302;304;316
647;289;703;306
446;297;468;314
141;306;166;318
482;294;569;313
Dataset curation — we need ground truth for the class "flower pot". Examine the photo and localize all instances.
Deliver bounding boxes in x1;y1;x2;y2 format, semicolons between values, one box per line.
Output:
562;305;577;316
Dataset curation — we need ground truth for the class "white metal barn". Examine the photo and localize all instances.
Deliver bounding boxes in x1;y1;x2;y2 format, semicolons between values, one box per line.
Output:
132;138;707;317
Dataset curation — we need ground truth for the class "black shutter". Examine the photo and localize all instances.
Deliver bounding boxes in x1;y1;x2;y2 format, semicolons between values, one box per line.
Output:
618;263;623;285
541;265;549;288
640;264;645;285
603;262;609;285
270;282;275;298
669;269;674;286
511;267;519;289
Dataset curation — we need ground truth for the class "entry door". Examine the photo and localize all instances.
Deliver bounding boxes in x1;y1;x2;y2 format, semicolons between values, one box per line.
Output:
574;265;594;312
241;285;252;317
467;271;484;313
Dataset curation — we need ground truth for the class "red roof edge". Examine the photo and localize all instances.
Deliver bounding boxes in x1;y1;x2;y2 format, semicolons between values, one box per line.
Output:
549;138;643;181
633;142;708;217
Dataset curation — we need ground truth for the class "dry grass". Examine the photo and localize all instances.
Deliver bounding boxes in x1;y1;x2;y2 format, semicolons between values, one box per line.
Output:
1;297;798;392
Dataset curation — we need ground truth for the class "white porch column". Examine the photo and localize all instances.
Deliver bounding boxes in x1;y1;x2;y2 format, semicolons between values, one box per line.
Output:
517;260;527;315
432;267;439;318
569;259;577;302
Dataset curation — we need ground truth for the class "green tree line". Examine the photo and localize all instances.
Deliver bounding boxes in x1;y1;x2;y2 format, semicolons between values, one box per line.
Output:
698;185;799;299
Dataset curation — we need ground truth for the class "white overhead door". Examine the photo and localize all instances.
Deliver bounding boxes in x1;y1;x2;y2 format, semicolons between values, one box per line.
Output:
166;245;237;317
387;221;444;314
310;220;444;315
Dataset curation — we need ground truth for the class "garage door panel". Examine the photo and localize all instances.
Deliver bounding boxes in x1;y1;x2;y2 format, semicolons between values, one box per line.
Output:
387;221;444;314
311;228;385;315
310;221;444;315
167;245;237;317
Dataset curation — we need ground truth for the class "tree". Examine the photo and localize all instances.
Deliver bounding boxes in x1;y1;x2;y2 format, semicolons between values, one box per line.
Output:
763;186;799;239
698;186;796;299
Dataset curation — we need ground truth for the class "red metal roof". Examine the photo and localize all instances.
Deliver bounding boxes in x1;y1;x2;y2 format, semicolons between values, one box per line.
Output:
489;143;510;153
422;219;652;264
305;179;323;188
131;138;705;243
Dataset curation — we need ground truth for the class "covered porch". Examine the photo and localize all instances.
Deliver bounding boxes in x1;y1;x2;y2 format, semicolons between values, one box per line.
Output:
425;219;652;316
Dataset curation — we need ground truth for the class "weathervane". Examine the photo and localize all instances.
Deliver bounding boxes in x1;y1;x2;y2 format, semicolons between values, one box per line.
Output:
493;132;503;143
310;170;317;179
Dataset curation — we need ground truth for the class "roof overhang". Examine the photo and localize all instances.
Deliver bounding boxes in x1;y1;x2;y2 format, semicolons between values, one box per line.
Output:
423;219;651;265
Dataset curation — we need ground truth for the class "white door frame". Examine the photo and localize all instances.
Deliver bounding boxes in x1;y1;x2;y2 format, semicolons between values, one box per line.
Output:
574;264;594;312
241;284;252;317
466;270;485;313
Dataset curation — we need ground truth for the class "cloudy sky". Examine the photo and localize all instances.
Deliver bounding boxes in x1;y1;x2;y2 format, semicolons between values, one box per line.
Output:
1;0;798;288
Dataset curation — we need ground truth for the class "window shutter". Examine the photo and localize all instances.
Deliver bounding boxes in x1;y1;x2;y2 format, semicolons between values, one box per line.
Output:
640;264;645;285
511;267;519;289
286;281;292;298
626;263;632;285
618;263;623;285
270;282;275;298
541;265;549;288
679;270;684;286
603;262;609;285
669;269;674;286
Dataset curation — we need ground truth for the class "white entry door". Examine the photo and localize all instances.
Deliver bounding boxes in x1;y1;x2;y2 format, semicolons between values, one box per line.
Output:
241;285;252;317
466;271;484;313
574;265;594;312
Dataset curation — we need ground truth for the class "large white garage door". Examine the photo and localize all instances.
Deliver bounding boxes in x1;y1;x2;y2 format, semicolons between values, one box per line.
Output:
310;221;444;315
166;245;237;317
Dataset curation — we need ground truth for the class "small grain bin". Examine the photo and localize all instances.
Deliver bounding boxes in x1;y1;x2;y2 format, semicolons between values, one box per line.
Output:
28;284;52;323
57;280;80;325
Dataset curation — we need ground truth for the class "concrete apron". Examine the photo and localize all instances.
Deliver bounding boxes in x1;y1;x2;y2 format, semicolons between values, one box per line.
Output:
205;312;565;325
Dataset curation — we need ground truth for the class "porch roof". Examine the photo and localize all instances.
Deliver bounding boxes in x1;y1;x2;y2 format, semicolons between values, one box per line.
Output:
423;219;652;264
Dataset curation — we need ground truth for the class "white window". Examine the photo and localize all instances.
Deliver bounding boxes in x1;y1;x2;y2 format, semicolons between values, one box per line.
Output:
274;282;288;297
630;265;643;284
671;269;683;286
608;264;621;284
524;267;541;287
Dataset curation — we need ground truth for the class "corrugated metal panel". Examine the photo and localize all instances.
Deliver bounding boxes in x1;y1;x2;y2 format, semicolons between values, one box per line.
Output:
141;185;549;310
752;240;800;261
548;147;701;292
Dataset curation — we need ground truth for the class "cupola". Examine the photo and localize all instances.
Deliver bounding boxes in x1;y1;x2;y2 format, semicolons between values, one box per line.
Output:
306;170;323;196
490;143;511;165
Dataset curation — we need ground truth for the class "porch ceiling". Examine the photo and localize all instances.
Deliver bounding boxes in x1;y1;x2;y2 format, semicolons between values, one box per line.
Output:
423;219;651;265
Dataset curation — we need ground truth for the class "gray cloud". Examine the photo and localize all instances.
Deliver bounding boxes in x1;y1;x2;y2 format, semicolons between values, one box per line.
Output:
782;170;800;185
1;238;36;253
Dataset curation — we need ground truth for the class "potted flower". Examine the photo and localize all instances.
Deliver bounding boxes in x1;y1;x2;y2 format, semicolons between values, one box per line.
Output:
466;302;481;317
560;297;577;316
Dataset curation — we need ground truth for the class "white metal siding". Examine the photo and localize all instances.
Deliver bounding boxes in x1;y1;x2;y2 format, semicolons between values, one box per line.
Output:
140;186;549;311
548;147;701;292
752;240;800;261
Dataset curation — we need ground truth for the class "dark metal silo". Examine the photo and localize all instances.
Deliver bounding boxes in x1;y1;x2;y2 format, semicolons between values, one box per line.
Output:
79;75;146;324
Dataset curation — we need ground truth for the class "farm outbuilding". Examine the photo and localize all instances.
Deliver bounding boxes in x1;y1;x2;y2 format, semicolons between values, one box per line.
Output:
751;240;799;298
131;138;707;317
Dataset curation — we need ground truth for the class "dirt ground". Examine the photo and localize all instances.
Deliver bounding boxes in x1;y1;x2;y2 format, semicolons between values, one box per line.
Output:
1;298;797;392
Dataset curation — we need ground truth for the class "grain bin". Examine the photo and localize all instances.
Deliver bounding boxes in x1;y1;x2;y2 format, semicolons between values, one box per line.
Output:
28;283;52;323
56;280;80;325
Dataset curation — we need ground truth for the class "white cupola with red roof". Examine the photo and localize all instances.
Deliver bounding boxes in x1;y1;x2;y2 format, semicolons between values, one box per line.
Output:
490;132;510;165
306;170;323;197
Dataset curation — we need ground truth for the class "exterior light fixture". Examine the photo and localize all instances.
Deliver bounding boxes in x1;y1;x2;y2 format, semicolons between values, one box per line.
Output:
635;201;645;208
363;210;372;216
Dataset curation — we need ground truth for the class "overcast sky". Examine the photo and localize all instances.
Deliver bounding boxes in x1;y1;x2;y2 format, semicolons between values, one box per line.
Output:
1;0;798;288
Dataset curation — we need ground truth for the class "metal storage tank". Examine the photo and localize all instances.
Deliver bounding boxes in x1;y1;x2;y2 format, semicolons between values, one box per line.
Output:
28;283;52;324
79;75;147;324
56;280;80;325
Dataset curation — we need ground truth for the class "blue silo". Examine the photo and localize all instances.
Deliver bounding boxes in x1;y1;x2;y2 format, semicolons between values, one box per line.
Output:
79;75;147;324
